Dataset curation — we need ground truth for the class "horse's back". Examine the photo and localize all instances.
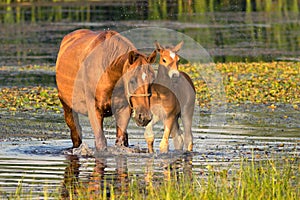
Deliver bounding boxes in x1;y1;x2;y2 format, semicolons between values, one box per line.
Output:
55;29;119;107
180;71;195;92
56;29;118;74
173;72;195;114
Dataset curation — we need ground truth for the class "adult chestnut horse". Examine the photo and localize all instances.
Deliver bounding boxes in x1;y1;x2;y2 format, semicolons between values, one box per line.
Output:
144;41;195;153
56;29;156;151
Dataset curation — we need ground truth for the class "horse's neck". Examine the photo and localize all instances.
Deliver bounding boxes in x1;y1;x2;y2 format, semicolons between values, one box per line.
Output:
156;65;169;81
111;54;128;79
101;55;126;92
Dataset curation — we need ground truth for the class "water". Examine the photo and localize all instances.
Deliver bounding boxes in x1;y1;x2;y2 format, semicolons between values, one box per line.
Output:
0;0;299;198
0;101;299;197
0;0;299;66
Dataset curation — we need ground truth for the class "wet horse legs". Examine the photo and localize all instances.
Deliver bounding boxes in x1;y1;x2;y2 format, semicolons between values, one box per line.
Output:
115;107;131;147
182;115;193;151
144;114;160;153
61;100;82;148
159;117;176;153
170;120;184;150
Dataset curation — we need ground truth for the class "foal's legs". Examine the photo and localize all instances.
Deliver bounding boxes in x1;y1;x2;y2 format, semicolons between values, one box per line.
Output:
159;117;176;153
170;120;184;150
144;114;159;153
61;100;82;148
182;112;193;151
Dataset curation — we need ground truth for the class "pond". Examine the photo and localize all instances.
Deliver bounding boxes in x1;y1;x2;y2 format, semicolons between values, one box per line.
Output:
0;0;299;66
0;0;299;198
0;104;299;198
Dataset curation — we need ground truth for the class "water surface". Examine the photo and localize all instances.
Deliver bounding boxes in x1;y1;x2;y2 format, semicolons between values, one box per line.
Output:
0;0;299;66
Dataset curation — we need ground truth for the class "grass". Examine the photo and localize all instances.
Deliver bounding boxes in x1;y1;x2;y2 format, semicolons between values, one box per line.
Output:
4;155;299;200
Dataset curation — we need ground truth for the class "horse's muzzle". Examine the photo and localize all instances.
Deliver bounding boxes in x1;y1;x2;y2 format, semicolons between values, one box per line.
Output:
168;69;180;79
133;107;152;127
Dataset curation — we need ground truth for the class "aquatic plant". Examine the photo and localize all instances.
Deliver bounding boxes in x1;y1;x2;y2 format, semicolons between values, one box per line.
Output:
0;62;299;113
180;62;300;108
0;86;61;112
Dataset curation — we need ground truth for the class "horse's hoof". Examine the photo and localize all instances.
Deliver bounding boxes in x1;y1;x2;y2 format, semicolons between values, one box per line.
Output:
73;142;94;156
159;140;169;153
187;143;193;152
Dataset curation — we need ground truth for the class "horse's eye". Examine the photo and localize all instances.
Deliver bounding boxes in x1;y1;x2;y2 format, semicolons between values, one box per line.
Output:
130;78;136;85
162;58;167;63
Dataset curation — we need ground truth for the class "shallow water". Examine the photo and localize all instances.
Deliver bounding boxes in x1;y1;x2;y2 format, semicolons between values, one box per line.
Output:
0;106;299;198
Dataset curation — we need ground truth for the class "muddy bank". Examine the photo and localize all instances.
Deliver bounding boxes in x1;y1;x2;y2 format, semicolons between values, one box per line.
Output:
1;102;299;142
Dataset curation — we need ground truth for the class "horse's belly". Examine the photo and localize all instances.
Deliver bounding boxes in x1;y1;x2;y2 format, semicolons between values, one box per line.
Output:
150;104;166;120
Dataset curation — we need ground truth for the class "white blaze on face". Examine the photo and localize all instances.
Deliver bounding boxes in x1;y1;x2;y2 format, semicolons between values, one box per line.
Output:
169;51;176;59
142;72;147;81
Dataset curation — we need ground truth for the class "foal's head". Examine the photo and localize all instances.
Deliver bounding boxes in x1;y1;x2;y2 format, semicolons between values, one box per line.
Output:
123;50;156;126
155;41;183;78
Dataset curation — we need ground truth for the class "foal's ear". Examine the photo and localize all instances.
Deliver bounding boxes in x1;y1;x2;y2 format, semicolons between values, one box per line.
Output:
154;41;164;51
172;41;184;53
128;50;139;65
147;50;157;64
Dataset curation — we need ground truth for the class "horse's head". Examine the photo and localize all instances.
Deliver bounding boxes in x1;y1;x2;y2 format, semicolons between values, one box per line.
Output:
123;50;157;126
155;41;183;78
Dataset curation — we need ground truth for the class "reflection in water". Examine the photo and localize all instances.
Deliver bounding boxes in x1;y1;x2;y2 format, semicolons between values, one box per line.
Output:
146;153;194;183
60;152;193;199
0;0;299;65
61;155;126;199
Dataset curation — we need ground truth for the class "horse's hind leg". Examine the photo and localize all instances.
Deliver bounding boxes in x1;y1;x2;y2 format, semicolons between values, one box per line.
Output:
61;100;82;148
170;120;184;150
182;114;193;151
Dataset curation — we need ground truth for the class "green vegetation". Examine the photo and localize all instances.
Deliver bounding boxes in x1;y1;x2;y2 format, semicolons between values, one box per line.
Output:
1;62;299;113
4;155;300;199
0;86;61;112
180;62;300;108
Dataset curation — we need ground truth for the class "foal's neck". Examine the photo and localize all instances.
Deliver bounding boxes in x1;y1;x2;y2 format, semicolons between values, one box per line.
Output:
156;65;170;80
154;65;173;92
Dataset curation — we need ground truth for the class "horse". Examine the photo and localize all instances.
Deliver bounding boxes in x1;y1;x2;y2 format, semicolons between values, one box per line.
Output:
56;29;157;151
144;41;195;153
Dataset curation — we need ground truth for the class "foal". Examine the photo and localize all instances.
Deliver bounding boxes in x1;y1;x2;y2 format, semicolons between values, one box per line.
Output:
144;41;196;153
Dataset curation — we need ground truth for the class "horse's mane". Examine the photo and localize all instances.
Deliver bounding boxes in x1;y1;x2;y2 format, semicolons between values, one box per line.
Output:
82;31;136;74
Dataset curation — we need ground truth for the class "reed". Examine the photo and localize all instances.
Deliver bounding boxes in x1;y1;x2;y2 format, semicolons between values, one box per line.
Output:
4;155;299;199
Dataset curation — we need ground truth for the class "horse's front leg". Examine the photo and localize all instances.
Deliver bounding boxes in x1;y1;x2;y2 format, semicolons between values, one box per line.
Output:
115;106;131;147
88;101;107;151
144;113;159;153
144;121;155;153
159;117;175;153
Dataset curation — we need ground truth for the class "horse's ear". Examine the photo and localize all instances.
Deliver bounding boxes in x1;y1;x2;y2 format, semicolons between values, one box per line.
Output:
147;50;157;64
154;41;163;51
128;50;139;65
172;41;184;53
